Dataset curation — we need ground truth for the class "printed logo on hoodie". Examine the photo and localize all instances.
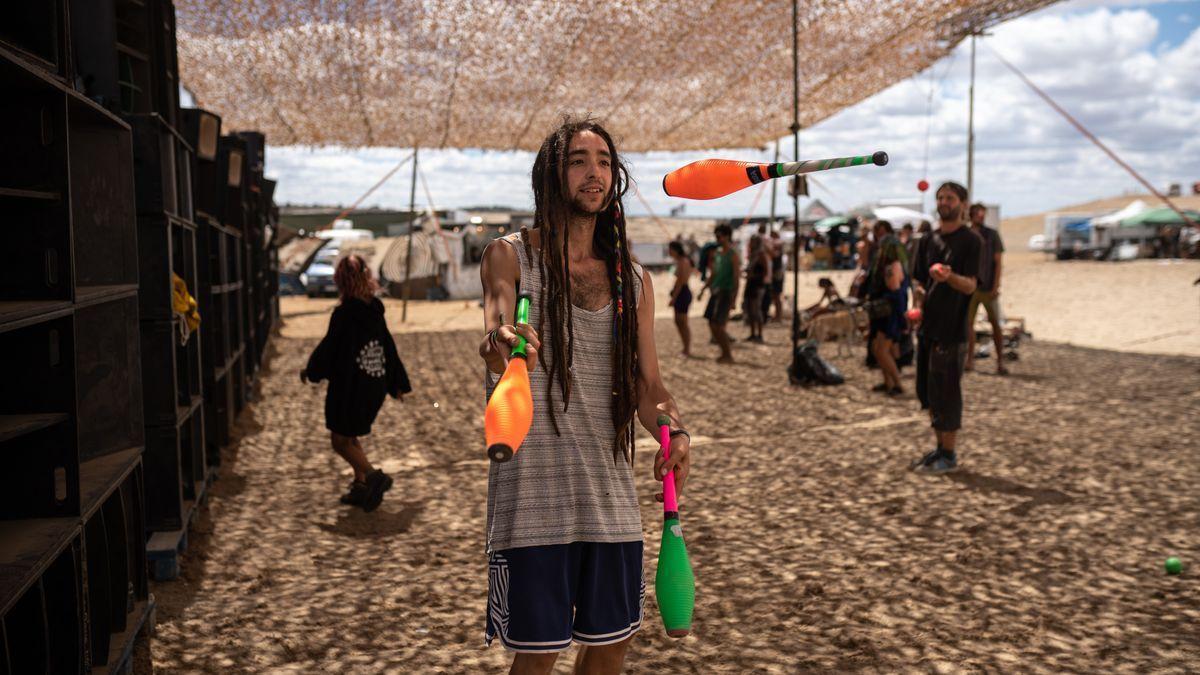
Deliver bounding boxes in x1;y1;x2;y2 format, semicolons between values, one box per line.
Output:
357;339;386;378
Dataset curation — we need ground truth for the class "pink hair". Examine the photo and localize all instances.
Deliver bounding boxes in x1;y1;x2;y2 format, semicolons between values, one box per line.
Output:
334;254;378;302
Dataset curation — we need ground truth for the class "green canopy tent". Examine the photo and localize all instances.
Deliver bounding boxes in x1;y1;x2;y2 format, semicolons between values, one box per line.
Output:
1120;207;1200;227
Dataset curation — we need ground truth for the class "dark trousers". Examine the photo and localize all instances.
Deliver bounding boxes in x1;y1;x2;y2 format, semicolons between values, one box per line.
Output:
917;336;929;409
916;337;966;432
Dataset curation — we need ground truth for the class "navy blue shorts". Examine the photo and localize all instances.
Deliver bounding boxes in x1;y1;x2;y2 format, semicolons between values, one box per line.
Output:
671;285;693;314
485;541;644;653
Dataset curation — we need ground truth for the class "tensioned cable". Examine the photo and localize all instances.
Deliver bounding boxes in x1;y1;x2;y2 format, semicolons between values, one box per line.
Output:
986;43;1195;227
320;150;416;230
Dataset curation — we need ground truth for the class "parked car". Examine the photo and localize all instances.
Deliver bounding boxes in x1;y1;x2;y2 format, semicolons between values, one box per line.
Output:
302;247;339;297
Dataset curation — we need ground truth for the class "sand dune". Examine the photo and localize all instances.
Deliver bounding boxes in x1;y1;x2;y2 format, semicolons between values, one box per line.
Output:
999;193;1200;249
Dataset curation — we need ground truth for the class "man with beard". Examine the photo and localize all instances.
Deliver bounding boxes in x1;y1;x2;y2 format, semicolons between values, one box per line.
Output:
909;182;981;474
478;116;693;673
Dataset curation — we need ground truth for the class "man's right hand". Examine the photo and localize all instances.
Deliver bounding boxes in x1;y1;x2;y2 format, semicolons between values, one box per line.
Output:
481;322;541;374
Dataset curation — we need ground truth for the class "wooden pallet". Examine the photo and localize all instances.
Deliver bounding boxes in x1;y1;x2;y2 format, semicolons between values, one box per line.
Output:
144;471;212;581
94;596;156;675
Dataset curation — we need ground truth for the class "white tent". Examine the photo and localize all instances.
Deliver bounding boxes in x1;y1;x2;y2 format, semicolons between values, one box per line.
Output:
871;206;935;228
1091;200;1149;227
1091;199;1154;251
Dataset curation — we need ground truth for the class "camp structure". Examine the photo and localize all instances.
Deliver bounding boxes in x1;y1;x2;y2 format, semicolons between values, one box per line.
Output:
376;218;483;300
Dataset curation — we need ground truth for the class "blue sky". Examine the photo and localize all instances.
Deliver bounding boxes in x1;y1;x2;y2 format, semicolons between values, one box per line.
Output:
1118;0;1196;45
257;0;1200;220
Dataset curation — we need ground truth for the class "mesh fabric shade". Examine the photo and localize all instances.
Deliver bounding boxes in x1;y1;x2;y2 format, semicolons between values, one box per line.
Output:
175;0;1056;151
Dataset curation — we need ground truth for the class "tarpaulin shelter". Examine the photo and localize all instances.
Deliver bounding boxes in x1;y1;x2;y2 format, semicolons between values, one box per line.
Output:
1063;218;1091;234
1091;200;1149;229
1120;207;1200;228
174;0;1058;151
377;227;482;299
1089;199;1149;250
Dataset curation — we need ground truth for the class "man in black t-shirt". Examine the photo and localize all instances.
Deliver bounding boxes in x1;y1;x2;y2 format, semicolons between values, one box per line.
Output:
909;182;981;473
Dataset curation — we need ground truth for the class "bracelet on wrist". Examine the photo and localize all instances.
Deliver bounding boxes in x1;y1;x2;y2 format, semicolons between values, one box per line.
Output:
669;428;690;442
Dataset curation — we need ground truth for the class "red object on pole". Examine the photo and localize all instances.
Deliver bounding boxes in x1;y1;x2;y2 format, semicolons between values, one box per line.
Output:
917;179;929;192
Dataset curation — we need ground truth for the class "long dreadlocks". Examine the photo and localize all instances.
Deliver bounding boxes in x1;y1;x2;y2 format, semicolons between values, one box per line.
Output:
528;115;639;465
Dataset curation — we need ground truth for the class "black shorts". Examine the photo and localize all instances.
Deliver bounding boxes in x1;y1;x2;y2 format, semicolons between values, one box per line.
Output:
704;288;733;324
671;285;693;314
916;339;965;431
485;541;644;652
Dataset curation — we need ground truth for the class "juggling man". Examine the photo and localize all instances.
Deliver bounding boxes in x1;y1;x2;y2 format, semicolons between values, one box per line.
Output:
478;116;693;674
910;181;981;474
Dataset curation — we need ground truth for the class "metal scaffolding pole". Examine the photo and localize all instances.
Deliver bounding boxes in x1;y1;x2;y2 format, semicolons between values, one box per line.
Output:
790;0;802;359
967;32;977;200
768;138;780;228
401;147;419;322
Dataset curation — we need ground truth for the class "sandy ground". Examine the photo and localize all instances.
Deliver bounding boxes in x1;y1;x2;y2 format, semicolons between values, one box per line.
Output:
151;255;1200;672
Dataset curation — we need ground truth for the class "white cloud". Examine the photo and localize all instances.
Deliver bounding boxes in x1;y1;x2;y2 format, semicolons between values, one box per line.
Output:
266;7;1200;220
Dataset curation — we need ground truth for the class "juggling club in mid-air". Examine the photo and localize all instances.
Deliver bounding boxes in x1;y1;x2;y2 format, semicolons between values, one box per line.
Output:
663;151;888;200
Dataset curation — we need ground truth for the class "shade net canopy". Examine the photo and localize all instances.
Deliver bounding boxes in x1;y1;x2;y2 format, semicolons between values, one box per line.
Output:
176;0;1056;152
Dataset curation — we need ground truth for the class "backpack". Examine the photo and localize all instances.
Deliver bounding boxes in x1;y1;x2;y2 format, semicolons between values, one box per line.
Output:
788;339;845;386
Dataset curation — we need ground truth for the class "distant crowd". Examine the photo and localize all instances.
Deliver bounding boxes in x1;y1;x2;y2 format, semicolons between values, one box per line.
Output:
665;182;1009;474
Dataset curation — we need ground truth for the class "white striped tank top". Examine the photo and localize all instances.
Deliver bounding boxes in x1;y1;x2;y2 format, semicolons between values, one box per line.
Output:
484;231;643;552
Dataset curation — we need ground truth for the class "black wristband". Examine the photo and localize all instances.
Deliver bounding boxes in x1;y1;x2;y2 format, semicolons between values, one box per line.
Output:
669;428;690;442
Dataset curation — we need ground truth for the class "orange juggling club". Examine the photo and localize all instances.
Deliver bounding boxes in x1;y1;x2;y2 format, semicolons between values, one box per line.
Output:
485;293;533;463
663;151;888;201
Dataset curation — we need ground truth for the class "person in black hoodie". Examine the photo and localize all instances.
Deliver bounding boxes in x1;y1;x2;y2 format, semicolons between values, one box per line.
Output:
301;254;411;511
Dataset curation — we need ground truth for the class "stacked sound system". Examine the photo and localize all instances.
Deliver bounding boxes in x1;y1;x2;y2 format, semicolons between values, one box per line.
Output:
0;1;279;670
